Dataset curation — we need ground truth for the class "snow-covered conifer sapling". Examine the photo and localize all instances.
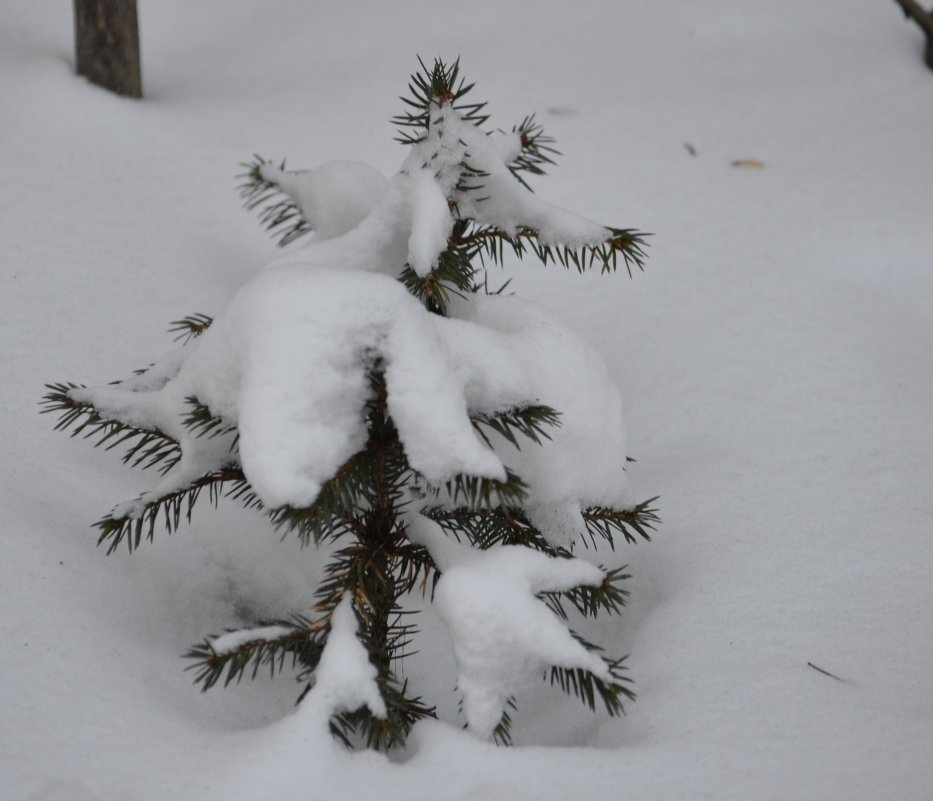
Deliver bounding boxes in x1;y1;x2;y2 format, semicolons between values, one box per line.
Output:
42;58;659;749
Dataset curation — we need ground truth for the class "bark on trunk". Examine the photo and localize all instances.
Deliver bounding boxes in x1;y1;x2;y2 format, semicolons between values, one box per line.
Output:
74;0;142;98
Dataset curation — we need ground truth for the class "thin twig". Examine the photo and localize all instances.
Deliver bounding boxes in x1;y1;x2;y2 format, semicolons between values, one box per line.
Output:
807;661;848;683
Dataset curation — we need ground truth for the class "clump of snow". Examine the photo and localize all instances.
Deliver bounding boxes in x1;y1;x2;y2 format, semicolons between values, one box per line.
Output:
259;160;389;240
306;594;387;720
407;513;609;739
427;106;611;246
406;167;454;276
447;293;629;545
206;596;390;800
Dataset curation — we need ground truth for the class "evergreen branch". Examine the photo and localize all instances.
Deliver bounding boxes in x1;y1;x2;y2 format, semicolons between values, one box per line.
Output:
339;554;417;652
471;404;561;451
442;467;529;509
329;673;436;751
314;541;436;749
392;540;438;597
168;313;213;343
453;161;490;195
601;228;652;276
185;617;321;691
581;497;659;549
268;437;410;546
312;540;397;621
397;221;478;314
463;225;650;276
181;397;237;441
191;605;434;750
393;56;489;144
269;369;411;547
268;503;361;549
237;155;312;247
95;467;259;554
40;383;181;474
493;697;518;746
425;506;554;552
548;635;635;716
540;565;631;620
508;115;560;191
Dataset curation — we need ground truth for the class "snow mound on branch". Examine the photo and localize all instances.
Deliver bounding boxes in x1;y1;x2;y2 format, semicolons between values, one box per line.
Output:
270;104;616;286
259;160;389;241
408;513;609;739
179;266;526;507
68;369;238;521
307;594;387;719
431;106;610;247
407;167;454;276
213;596;387;798
448;294;629;545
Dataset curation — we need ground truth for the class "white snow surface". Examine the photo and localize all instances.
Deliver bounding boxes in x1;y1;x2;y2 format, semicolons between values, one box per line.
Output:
4;2;933;800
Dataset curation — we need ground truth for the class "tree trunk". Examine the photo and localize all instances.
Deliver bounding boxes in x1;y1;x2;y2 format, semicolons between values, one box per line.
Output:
74;0;142;98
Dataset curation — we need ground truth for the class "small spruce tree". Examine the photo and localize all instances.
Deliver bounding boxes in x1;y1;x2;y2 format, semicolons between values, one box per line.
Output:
42;58;659;749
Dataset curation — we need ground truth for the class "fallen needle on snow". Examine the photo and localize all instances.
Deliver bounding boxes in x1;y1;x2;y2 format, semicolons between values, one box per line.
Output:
807;661;851;684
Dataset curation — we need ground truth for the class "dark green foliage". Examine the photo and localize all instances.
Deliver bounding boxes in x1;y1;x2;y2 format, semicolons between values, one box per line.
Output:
237;155;312;247
397;220;478;315
443;467;530;509
467;224;650;277
94;467;257;554
493;697;519;746
168;313;213;342
41;383;181;474
549;645;636;716
426;506;548;551
43;57;659;750
330;673;436;751
582;498;660;549
393;56;489;144
472;404;562;450
182;397;237;440
541;565;632;621
509;115;559;191
185;617;321;690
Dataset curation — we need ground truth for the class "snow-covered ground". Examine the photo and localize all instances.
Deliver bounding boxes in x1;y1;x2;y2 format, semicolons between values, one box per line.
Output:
3;1;932;799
